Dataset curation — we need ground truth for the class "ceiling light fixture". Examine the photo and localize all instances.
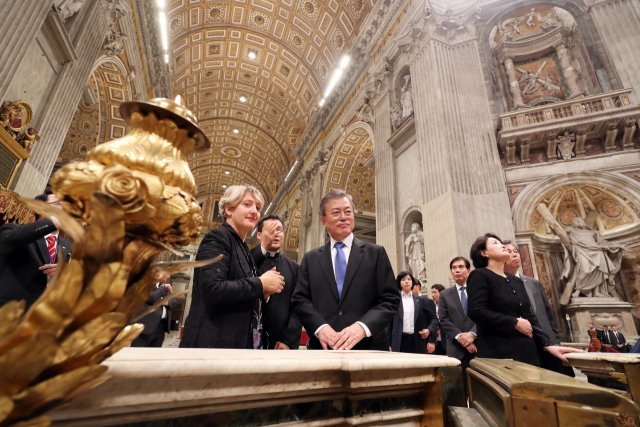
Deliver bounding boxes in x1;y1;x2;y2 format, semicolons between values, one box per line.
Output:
284;160;298;182
157;4;169;64
225;171;230;175
222;185;227;188
248;50;257;59
239;96;247;102
233;129;239;134
318;55;350;108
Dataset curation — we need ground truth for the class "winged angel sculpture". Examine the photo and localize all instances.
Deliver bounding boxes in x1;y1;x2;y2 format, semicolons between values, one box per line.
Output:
0;98;219;427
537;203;628;306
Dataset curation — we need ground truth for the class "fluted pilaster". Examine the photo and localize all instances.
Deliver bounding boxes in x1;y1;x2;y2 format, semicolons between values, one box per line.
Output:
412;38;515;285
373;93;398;273
14;2;106;196
589;0;640;102
0;1;54;101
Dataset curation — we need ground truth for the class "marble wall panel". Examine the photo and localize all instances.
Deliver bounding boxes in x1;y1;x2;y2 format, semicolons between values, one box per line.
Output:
395;141;422;224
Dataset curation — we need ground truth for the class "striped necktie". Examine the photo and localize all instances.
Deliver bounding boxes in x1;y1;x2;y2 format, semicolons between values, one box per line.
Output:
46;235;57;263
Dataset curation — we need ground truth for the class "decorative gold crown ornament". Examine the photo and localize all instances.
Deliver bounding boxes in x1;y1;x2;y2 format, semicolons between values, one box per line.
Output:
0;99;218;427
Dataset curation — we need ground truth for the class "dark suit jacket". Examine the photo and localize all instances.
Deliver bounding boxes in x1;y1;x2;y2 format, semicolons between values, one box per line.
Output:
251;246;302;349
137;284;179;335
610;331;626;347
438;285;477;360
520;274;560;345
180;223;263;349
389;293;438;353
601;330;611;345
292;236;400;350
468;269;551;367
0;219;72;309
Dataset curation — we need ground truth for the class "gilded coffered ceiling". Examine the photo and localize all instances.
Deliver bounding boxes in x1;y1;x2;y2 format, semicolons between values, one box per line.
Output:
166;0;374;202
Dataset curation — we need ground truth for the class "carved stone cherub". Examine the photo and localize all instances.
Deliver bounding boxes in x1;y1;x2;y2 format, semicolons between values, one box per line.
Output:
18;128;40;152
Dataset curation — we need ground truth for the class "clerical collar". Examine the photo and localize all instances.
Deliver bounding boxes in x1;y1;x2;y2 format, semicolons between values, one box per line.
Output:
261;245;280;258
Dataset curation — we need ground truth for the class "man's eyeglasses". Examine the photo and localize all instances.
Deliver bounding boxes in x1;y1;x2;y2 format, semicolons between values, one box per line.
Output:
47;201;62;206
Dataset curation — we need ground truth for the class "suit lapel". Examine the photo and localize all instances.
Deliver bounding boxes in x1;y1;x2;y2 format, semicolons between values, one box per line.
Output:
36;237;50;265
318;242;339;302
339;237;366;303
413;294;419;326
450;287;465;318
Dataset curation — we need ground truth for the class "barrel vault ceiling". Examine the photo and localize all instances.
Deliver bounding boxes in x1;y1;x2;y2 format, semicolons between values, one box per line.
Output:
167;0;374;204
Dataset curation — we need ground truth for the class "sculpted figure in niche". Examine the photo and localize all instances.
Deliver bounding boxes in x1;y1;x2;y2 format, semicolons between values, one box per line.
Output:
390;101;402;131
537;203;628;305
355;96;374;125
405;222;427;285
557;131;575;160
400;75;413;119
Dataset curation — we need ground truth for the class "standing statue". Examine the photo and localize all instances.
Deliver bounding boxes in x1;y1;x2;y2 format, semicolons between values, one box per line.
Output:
405;222;427;285
400;75;413;119
537;203;629;305
355;96;374;125
56;0;85;23
390;101;402;131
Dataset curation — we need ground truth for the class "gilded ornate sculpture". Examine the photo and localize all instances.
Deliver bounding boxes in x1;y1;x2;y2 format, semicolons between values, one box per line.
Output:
0;99;218;427
537;203;628;306
17;128;40;152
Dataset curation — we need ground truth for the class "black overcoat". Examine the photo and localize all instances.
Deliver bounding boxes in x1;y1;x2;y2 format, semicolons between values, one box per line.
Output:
180;223;262;349
467;268;551;367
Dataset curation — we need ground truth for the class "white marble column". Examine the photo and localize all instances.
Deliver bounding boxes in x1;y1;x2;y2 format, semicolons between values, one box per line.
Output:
13;2;107;196
503;56;526;109
372;87;398;273
0;1;54;102
589;0;640;102
411;38;515;286
555;42;583;98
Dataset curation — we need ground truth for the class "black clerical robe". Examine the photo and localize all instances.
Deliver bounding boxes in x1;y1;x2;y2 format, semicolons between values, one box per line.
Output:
251;246;302;349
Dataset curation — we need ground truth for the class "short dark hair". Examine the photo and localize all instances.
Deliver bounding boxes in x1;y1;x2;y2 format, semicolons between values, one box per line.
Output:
319;189;355;216
431;284;445;292
34;190;52;202
449;256;471;270
396;271;418;291
470;233;503;269
256;215;282;233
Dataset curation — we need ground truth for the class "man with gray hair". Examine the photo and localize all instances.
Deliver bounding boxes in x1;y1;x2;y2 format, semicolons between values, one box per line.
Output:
292;189;399;350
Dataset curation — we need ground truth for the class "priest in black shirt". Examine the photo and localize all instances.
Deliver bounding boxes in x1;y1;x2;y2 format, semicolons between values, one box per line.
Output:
251;215;302;349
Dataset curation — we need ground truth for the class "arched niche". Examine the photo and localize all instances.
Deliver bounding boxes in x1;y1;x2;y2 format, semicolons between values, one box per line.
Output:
400;207;424;274
394;64;411;104
482;2;619;113
512;171;640;335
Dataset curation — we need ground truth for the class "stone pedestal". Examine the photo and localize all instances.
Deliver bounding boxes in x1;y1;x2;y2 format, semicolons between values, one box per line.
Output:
566;297;638;344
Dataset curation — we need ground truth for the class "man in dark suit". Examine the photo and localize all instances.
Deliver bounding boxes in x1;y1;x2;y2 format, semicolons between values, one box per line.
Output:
389;277;437;353
439;256;476;398
601;325;611;347
610;326;628;352
431;284;446;355
131;274;178;347
251;215;302;350
292;189;399;351
504;242;574;376
0;192;72;309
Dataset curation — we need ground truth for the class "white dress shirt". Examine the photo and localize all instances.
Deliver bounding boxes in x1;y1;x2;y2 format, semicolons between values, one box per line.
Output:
315;233;371;338
401;291;415;333
454;282;475;341
260;245;280;257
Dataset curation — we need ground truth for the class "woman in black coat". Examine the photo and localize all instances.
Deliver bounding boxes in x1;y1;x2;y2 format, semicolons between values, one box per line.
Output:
467;233;582;366
180;185;284;349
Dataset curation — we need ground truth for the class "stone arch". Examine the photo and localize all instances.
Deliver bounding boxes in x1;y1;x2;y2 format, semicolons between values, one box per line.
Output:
512;171;640;239
57;56;133;165
323;121;375;212
284;198;302;256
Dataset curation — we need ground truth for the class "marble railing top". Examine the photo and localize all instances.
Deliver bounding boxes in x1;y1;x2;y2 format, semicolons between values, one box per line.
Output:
105;347;461;373
564;352;640;364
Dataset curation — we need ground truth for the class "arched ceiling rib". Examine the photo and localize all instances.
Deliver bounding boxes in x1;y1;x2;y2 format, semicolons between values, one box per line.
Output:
168;0;373;202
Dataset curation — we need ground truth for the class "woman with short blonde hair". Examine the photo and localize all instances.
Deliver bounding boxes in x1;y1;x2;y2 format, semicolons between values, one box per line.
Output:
181;185;284;349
